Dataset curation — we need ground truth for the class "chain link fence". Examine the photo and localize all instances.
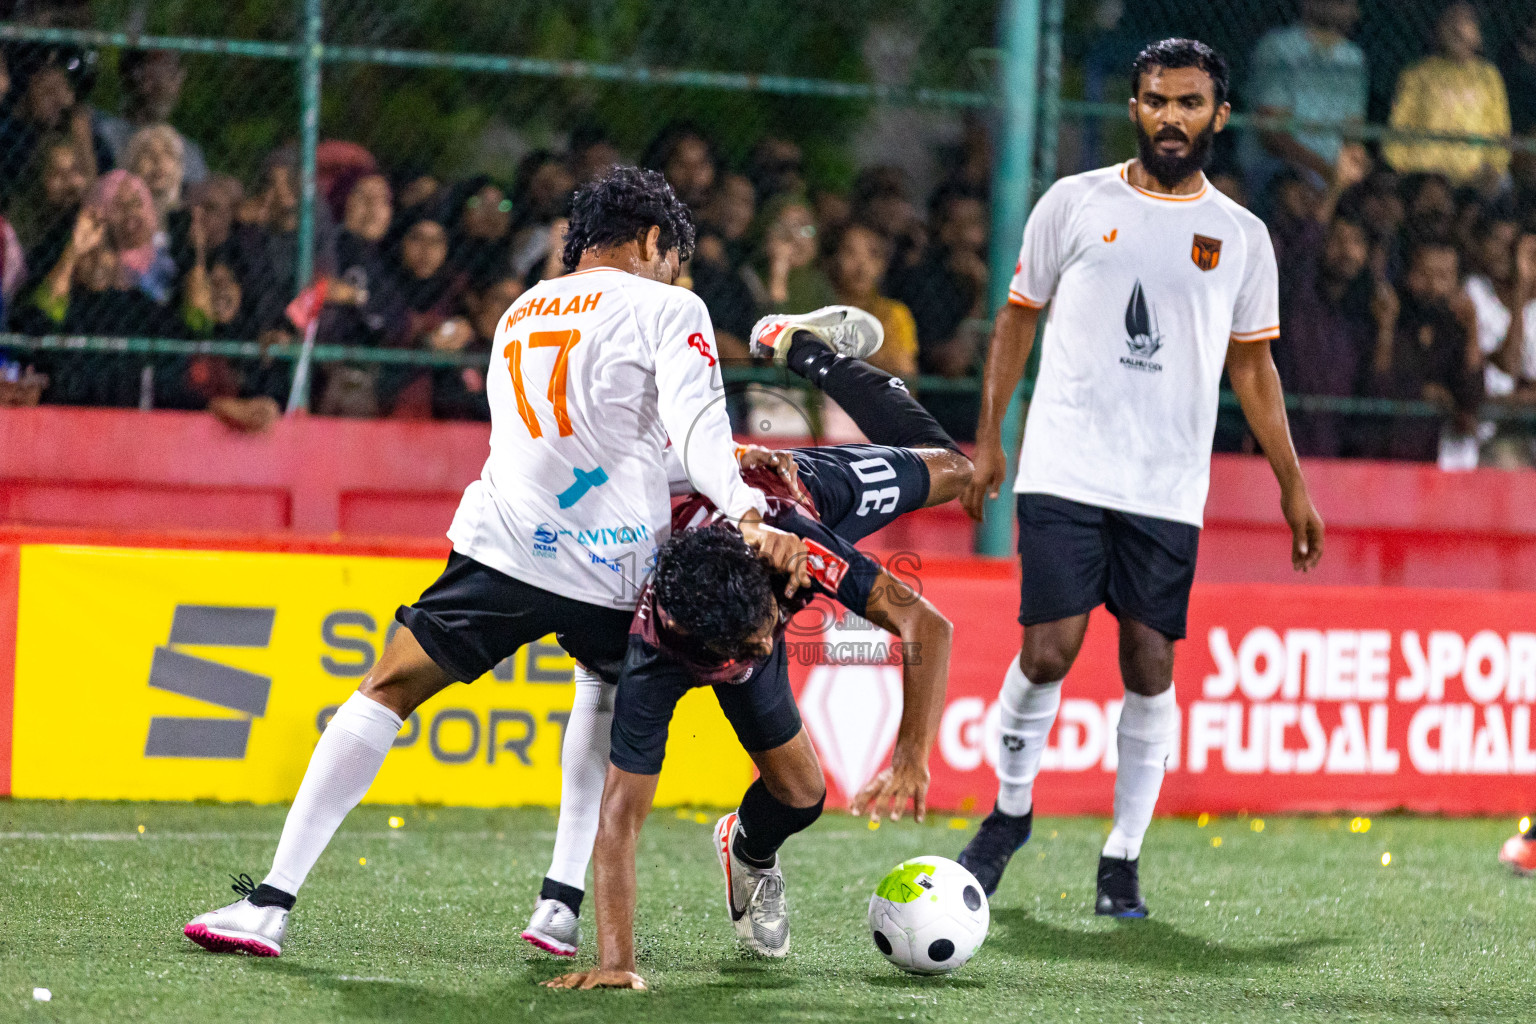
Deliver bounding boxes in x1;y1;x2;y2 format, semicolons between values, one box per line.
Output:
0;0;1533;461
0;1;997;436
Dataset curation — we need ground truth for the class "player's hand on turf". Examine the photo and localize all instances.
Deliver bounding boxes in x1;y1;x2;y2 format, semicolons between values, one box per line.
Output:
1282;487;1324;573
960;437;1008;523
850;748;930;823
543;969;647;991
737;445;806;503
740;518;812;596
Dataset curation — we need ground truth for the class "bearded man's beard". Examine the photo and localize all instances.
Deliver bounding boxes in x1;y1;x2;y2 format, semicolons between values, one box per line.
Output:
1135;118;1215;186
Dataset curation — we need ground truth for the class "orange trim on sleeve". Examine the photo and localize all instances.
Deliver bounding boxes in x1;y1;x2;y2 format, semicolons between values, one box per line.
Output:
1008;291;1046;309
1231;327;1280;342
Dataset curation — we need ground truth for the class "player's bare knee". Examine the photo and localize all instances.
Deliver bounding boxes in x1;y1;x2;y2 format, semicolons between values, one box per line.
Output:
1119;621;1176;696
357;655;441;719
1019;648;1074;684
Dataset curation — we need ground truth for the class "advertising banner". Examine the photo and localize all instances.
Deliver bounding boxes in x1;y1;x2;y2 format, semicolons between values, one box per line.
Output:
7;544;753;806
3;541;1533;814
784;567;1536;816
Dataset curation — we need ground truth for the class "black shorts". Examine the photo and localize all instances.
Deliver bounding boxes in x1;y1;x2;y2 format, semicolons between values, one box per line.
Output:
792;444;931;544
397;551;634;684
609;638;801;776
1016;493;1200;640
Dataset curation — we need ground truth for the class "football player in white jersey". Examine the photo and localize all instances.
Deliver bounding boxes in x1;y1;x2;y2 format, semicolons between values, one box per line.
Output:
181;167;812;958
958;39;1326;917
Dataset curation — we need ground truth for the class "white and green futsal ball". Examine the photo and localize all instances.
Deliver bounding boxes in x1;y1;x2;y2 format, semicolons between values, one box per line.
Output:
868;855;989;975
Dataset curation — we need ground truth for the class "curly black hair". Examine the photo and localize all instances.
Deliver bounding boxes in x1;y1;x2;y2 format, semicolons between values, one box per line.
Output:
1131;38;1230;106
561;165;696;273
652;524;776;663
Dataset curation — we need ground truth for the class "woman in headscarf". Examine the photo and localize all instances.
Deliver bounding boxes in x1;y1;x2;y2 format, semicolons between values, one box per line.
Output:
88;168;177;305
446;174;513;283
9;134;92;290
311;173;404;416
741;193;837;316
123;124;184;224
17;205;179;405
381;210;467;417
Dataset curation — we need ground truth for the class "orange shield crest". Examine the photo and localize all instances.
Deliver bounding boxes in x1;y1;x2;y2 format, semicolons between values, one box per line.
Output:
1191;234;1222;271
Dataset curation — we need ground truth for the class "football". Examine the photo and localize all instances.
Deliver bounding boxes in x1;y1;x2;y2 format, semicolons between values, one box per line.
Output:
867;856;990;975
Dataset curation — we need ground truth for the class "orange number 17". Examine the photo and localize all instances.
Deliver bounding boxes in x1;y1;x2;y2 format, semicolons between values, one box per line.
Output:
504;329;582;438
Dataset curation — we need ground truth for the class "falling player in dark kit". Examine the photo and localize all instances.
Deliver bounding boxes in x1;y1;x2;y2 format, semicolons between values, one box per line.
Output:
537;310;974;988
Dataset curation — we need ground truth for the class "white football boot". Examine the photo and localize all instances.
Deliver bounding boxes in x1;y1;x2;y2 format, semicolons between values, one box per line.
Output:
184;893;287;957
713;812;790;957
521;898;580;956
750;305;884;365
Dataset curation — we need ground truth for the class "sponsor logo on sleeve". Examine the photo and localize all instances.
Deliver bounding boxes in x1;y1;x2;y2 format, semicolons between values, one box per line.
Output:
803;539;849;591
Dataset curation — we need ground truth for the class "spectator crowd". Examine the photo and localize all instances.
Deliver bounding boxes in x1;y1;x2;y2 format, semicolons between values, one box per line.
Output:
0;42;992;437
1220;0;1536;467
3;1;1536;466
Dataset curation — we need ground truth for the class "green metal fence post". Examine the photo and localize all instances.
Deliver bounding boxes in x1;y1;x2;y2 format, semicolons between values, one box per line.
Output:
976;0;1043;557
1037;0;1065;189
295;0;322;297
288;0;323;411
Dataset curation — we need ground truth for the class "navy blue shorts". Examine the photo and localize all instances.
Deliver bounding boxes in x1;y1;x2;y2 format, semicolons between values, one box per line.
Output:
792;444;931;544
398;552;633;684
609;638;800;776
1016;493;1199;640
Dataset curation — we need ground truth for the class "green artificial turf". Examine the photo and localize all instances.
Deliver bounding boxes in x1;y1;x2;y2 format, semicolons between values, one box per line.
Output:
0;801;1529;1023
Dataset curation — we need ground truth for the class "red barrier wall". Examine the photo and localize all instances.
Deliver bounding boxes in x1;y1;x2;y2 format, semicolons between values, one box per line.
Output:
3;406;1536;587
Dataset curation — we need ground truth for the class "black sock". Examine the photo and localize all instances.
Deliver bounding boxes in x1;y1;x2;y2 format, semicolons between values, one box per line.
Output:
785;330;959;453
735;777;825;864
246;883;296;910
540;876;584;915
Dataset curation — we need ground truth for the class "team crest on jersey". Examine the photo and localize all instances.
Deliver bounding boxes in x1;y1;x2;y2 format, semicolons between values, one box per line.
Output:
1120;280;1164;374
1191;234;1222;271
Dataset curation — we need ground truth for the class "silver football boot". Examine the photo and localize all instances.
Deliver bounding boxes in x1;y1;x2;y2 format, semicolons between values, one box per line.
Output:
184;876;288;957
521;898;580;956
713;812;790;957
749;305;884;364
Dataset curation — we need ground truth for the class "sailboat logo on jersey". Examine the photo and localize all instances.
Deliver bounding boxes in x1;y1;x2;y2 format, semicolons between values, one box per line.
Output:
1120;280;1164;374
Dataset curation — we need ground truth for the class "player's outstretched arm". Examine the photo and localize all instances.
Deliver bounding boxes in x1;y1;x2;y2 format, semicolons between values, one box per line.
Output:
963;302;1042;522
849;569;953;823
1225;337;1324;572
543;765;657;992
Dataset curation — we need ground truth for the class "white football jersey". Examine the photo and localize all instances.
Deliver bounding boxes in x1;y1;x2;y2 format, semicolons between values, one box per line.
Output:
448;266;764;609
1008;163;1280;527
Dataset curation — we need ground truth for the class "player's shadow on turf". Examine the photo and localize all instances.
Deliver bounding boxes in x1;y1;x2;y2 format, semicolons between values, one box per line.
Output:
712;961;801;989
989;909;1337;975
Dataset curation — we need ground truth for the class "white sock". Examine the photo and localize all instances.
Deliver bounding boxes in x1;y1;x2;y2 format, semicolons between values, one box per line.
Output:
263;690;402;895
1103;686;1179;861
994;658;1062;817
544;666;613;892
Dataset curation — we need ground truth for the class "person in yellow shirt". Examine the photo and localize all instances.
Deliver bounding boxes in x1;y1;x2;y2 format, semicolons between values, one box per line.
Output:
828;221;919;380
1384;2;1510;186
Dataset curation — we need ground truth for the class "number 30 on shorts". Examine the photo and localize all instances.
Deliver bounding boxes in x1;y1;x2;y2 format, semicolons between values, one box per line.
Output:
504;329;582;438
852;457;900;516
